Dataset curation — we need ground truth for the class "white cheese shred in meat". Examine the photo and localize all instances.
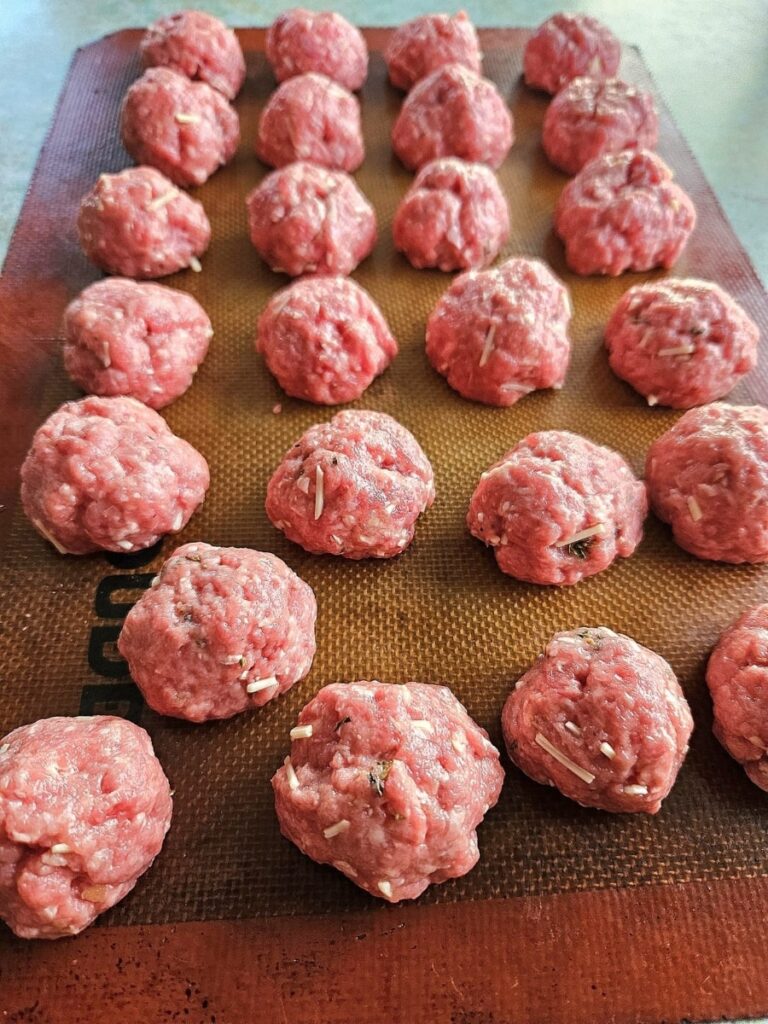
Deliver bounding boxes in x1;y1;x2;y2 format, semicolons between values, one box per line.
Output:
284;756;300;791
554;523;606;548
478;323;496;368
189;256;202;273
687;495;703;522
535;732;595;784
290;724;313;740
314;465;325;520
323;819;350;839
148;189;180;212
599;741;616;760
175;112;201;125
377;880;393;898
246;676;278;694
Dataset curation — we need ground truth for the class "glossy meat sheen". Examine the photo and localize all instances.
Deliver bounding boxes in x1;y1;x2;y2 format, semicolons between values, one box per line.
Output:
385;12;482;91
0;716;172;939
20;395;209;555
246;162;376;277
140;10;246;100
502;628;693;813
256;277;397;404
554;149;696;275
256;73;364;172
605;279;759;409
266;410;435;559
266;8;368;92
707;604;768;791
392;64;513;171
272;681;504;901
77;166;211;279
467;430;647;585
119;543;317;722
646;403;768;563
62;278;212;409
120;67;240;187
543;76;658;175
426;257;571;405
523;13;621;94
393;157;509;271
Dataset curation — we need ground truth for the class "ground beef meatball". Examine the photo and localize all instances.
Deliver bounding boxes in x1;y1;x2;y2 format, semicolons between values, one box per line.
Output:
62;278;212;409
554;149;696;275
605;279;759;409
256;277;397;404
77;167;211;279
543;76;658;175
646;403;768;564
392;64;513;171
0;716;172;939
393;158;509;271
246;162;376;277
256;73;364;171
426;257;571;405
119;543;317;722
272;681;504;901
523;13;621;95
468;430;647;585
266;9;368;92
120;67;239;187
385;12;482;91
707;605;768;791
20;395;209;555
140;10;246;100
266;410;435;559
502;628;693;813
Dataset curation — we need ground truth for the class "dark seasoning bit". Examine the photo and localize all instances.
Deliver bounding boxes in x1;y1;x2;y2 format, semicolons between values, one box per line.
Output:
334;717;351;732
368;759;393;797
567;537;592;559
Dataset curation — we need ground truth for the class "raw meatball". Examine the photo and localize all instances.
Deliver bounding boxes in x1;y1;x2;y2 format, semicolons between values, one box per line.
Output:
605;279;759;409
393;158;509;271
426;257;571;405
256;277;397;404
392;64;513;171
707;605;768;791
523;13;621;95
266;9;368;92
246;162;376;277
0;716;171;939
140;10;246;100
646;403;768;564
256;73;364;171
119;543;317;722
272;681;504;901
62;278;212;409
77;167;211;279
266;410;435;559
385;12;482;91
554;149;696;276
20;395;209;555
502;628;693;813
543;76;658;175
467;430;647;585
120;67;240;187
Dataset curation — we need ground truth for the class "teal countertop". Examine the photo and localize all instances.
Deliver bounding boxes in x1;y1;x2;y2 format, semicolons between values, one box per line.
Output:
1;1;766;283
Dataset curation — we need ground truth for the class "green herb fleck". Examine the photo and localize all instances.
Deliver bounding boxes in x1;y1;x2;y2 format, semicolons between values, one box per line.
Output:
368;760;393;797
567;538;591;559
239;655;246;669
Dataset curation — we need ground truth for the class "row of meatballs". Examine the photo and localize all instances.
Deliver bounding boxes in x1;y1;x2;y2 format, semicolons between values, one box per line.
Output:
2;605;766;940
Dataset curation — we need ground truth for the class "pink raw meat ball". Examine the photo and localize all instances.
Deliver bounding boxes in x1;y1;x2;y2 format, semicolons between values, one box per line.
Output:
21;395;209;555
467;430;647;585
0;716;171;939
502;628;693;813
646;403;768;564
266;8;368;92
256;276;397;404
426;257;571;405
393;157;509;271
554;149;696;276
77;166;211;279
256;73;364;172
392;64;513;171
266;410;435;559
543;76;658;175
605;279;759;409
524;13;621;94
272;681;504;901
385;12;482;91
246;161;376;277
140;10;246;100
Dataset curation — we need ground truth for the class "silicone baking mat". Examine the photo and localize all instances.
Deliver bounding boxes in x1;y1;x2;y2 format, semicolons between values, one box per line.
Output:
0;28;767;1024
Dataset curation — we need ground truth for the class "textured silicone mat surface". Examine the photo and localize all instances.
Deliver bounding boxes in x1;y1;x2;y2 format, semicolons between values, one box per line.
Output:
0;29;767;935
